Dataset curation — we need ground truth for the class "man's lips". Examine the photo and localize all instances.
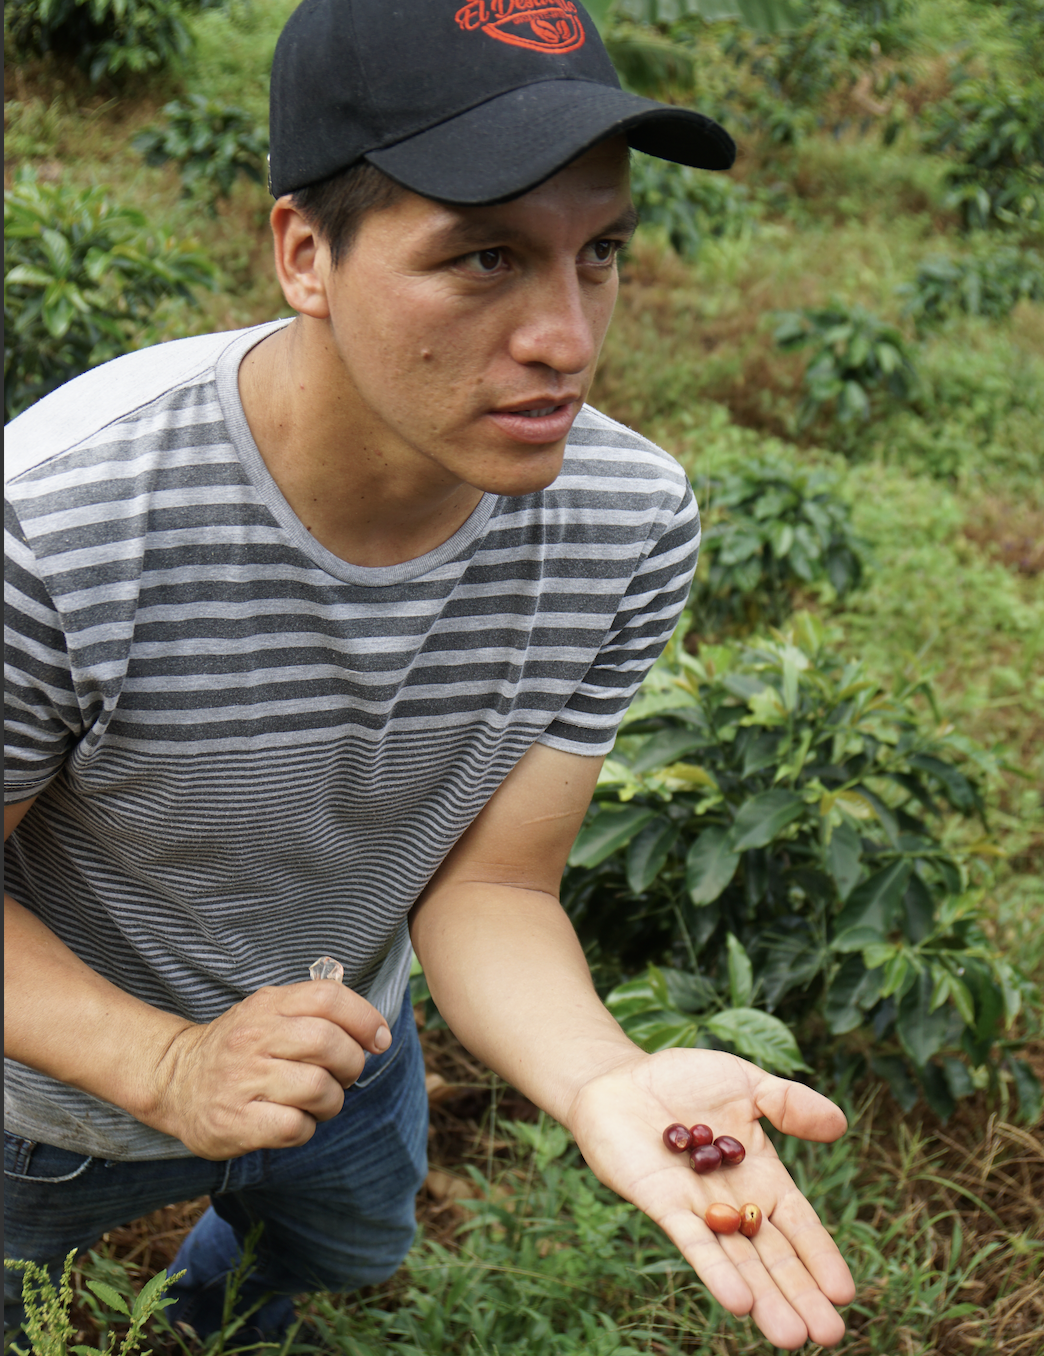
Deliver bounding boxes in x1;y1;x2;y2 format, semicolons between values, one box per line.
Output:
486;396;581;444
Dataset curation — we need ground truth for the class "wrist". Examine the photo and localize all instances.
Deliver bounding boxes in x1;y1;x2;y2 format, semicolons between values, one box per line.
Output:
562;1041;646;1134
123;1015;199;1132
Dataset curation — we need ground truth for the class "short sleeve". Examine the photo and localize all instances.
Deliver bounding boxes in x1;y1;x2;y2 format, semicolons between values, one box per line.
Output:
538;477;699;756
4;499;81;803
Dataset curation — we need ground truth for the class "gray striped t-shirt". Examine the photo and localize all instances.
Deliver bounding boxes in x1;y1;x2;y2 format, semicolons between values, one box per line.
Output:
4;321;699;1160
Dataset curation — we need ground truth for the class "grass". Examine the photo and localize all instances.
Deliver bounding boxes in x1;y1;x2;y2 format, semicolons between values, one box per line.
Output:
4;0;1043;1349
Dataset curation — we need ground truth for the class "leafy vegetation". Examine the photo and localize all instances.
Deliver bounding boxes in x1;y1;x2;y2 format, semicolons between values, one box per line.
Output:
563;612;1037;1121
5;0;194;83
132;95;268;208
898;244;1044;329
631;151;755;259
3;170;214;420
773;300;919;429
921;71;1044;230
689;454;867;634
4;1250;182;1356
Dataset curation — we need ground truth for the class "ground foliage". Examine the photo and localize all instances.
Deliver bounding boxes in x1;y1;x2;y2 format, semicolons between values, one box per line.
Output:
132;94;268;208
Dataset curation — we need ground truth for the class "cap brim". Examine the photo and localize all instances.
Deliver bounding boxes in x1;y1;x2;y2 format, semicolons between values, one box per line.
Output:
365;79;735;206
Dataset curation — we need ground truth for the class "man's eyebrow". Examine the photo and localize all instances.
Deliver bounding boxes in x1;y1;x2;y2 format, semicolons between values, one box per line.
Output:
430;201;640;253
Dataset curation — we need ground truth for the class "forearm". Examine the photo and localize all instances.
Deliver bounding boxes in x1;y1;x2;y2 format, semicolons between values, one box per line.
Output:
410;881;640;1128
4;891;193;1125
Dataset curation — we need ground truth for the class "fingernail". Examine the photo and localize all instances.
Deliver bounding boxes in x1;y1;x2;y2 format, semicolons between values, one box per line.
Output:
373;1026;391;1052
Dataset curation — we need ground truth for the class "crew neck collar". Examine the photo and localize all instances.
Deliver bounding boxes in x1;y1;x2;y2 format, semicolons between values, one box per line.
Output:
215;322;499;586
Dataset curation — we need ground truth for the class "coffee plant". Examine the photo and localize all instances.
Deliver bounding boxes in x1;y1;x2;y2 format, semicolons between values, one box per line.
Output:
921;73;1044;231
631;152;754;260
132;96;269;208
5;0;193;83
773;300;918;429
562;612;1040;1121
4;170;214;420
690;455;867;636
898;246;1044;331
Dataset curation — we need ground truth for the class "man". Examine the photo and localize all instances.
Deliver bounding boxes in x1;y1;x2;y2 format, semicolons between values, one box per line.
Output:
4;0;855;1347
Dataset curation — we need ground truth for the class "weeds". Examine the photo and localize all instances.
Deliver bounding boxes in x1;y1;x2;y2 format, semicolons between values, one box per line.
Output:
4;1249;183;1356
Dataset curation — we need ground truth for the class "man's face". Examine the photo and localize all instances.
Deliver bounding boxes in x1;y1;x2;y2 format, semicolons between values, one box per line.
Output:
312;138;635;498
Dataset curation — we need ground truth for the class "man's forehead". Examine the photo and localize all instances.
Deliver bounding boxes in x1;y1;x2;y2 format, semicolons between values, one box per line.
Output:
422;199;640;253
407;140;636;247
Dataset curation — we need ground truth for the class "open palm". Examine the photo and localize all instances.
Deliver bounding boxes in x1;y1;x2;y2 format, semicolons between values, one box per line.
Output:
569;1046;856;1350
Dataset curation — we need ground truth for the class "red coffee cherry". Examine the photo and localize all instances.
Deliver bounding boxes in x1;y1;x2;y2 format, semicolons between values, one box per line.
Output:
662;1123;692;1153
739;1203;763;1238
689;1144;723;1174
705;1202;741;1234
714;1134;746;1165
688;1123;714;1146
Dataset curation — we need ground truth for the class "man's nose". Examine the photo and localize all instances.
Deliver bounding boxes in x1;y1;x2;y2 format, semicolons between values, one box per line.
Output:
506;269;601;375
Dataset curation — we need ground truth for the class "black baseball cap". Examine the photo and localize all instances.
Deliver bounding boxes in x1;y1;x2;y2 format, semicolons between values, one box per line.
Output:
269;0;735;204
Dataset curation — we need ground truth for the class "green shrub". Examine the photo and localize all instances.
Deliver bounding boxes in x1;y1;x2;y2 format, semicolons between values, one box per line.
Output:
773;300;919;429
690;454;867;636
5;0;194;83
897;245;1044;330
921;73;1044;231
562;612;1040;1121
132;95;269;209
630;152;754;259
4;170;215;421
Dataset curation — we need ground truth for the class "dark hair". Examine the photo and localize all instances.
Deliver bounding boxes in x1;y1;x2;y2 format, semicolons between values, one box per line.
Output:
290;161;408;267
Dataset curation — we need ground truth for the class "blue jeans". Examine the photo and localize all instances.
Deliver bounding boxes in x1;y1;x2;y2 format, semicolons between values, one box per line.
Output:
4;992;427;1341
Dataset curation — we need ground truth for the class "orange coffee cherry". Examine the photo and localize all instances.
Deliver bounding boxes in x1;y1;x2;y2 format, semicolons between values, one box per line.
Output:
739;1203;763;1238
705;1203;742;1234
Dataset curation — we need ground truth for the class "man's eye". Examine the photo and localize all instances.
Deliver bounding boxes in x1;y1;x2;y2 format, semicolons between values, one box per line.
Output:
461;248;505;274
583;239;620;265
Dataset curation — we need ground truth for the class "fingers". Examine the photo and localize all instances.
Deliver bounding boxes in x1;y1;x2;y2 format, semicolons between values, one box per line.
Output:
752;1072;848;1143
735;1215;848;1348
275;980;392;1056
774;1183;857;1306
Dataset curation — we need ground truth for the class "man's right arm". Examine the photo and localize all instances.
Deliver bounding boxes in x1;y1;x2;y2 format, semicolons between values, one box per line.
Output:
4;799;393;1160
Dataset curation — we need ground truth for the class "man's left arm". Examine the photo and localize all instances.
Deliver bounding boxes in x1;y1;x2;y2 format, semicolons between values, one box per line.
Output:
410;741;855;1352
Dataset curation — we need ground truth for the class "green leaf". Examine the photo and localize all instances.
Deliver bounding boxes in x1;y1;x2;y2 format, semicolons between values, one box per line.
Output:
626;816;679;894
569;804;657;869
85;1279;130;1315
827;820;862;902
908;753;978;814
605;972;666;1022
831;925;885;953
1009;1058;1043;1125
870;1054;920;1112
941;1056;975;1101
897;969;954;1067
622;1010;702;1053
728;790;804;852
835;860;911;935
685;826;739;905
660;966;718;1013
703;1007;809;1074
726;932;754;1008
629;727;708;774
824;954;883;1034
918;1060;956;1123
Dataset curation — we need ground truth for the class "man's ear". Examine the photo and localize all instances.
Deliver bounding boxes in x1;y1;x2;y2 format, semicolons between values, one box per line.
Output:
270;197;331;319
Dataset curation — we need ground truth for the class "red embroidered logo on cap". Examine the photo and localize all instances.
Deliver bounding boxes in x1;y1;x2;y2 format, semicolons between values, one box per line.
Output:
455;0;586;53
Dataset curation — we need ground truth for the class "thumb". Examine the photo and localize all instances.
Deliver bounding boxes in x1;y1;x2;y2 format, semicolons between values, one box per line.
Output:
753;1073;848;1143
